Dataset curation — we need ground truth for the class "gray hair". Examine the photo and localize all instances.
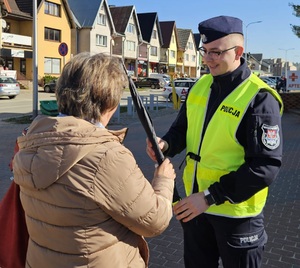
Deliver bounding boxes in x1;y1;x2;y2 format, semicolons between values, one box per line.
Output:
56;52;128;122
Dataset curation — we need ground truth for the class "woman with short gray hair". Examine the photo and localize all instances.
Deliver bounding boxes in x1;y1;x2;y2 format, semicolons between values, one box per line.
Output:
13;52;176;268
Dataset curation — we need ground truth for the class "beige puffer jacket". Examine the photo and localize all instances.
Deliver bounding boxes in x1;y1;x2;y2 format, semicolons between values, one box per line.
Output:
13;115;174;268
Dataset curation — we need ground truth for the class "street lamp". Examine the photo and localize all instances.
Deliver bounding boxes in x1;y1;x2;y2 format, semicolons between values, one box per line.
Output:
279;48;295;77
244;21;262;63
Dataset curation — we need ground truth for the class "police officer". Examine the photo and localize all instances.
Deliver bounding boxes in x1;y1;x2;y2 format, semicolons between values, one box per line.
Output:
146;15;283;268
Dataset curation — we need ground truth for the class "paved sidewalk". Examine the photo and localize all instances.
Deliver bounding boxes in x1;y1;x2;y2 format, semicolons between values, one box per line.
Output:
1;110;299;268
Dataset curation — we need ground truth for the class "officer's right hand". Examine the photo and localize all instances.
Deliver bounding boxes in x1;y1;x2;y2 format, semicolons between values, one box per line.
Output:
146;137;169;162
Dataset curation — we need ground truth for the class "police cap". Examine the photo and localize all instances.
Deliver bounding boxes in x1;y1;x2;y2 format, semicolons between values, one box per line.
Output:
198;15;243;44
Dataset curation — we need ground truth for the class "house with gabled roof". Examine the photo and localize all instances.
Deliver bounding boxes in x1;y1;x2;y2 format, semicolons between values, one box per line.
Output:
137;12;163;76
110;5;142;77
177;28;197;77
0;0;74;82
248;53;271;73
68;0;116;56
159;21;178;76
37;0;75;81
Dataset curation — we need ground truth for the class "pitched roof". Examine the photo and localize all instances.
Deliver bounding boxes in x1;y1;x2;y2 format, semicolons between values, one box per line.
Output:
193;33;201;50
4;0;34;19
109;5;133;34
68;0;101;27
137;12;157;42
251;53;263;61
159;21;176;48
5;0;74;27
177;28;191;51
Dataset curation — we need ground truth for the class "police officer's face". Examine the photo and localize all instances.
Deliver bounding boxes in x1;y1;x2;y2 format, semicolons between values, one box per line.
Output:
202;35;243;77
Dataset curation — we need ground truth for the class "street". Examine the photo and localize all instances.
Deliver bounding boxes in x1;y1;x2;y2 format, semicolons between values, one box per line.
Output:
0;87;169;120
0;88;56;120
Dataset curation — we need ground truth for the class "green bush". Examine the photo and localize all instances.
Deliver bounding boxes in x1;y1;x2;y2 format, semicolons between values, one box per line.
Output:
43;75;58;84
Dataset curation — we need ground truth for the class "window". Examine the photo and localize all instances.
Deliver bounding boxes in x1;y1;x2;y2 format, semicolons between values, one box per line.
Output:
187;42;193;50
192;55;196;62
97;14;106;25
127;23;135;34
185;54;189;61
150;46;157;56
20;59;26;75
3;22;10;33
96;34;107;47
126;40;136;51
44;58;60;74
44;1;60;17
44;27;61;42
152;30;157;39
170;50;175;58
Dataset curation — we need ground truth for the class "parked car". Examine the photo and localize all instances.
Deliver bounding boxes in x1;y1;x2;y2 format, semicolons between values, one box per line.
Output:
0;76;20;99
134;77;164;89
149;73;171;85
268;76;281;84
44;79;57;93
260;76;277;89
162;79;196;102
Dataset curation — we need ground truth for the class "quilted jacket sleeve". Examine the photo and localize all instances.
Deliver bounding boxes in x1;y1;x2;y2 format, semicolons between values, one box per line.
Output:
93;143;174;237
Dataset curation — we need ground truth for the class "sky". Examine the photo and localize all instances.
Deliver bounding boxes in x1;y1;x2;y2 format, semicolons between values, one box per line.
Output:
110;0;300;62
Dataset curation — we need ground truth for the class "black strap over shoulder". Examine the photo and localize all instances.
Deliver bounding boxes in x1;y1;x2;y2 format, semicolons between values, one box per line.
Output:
179;152;201;170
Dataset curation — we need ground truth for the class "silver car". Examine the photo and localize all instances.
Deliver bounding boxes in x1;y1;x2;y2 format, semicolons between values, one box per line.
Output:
0;76;20;99
162;79;196;102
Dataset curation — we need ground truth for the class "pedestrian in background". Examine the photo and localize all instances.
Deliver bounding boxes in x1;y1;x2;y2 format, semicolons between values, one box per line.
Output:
146;15;283;268
13;52;176;267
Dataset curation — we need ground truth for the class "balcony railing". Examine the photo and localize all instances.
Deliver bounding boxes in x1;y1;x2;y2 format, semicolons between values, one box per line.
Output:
2;32;32;49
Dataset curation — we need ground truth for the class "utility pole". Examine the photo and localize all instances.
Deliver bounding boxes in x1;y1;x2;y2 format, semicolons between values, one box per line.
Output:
244;21;262;64
32;0;38;118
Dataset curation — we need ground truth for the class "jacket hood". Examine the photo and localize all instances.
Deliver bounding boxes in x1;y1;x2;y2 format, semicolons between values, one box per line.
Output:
14;115;128;190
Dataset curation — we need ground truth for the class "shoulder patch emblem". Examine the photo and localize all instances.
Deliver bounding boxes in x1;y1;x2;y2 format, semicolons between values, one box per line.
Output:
261;124;280;150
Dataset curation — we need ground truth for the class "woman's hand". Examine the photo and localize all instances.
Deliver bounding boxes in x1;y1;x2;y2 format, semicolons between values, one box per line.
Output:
154;158;175;181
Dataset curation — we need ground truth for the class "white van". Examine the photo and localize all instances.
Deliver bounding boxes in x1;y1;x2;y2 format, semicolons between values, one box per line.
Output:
149;73;171;84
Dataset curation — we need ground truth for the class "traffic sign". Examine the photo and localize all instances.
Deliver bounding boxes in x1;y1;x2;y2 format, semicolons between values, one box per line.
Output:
58;42;68;56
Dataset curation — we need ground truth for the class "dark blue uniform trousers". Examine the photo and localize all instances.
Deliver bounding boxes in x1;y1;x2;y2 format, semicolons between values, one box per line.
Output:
181;212;267;268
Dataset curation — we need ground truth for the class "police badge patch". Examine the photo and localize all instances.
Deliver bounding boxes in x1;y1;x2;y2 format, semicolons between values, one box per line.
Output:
261;124;280;149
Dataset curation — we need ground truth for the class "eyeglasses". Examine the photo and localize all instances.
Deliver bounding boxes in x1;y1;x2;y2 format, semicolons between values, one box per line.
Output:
199;46;237;60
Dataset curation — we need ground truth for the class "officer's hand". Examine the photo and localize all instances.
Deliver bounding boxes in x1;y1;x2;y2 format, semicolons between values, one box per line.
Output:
146;137;169;162
173;192;209;222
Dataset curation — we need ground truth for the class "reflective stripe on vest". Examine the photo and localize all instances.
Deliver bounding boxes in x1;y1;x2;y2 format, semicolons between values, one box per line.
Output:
184;73;283;218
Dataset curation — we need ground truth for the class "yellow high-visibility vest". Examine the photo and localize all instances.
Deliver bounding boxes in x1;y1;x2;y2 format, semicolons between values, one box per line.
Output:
184;73;283;218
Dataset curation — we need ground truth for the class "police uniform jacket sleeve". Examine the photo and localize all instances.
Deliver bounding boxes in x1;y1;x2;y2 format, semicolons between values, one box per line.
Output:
209;90;283;205
162;101;188;157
